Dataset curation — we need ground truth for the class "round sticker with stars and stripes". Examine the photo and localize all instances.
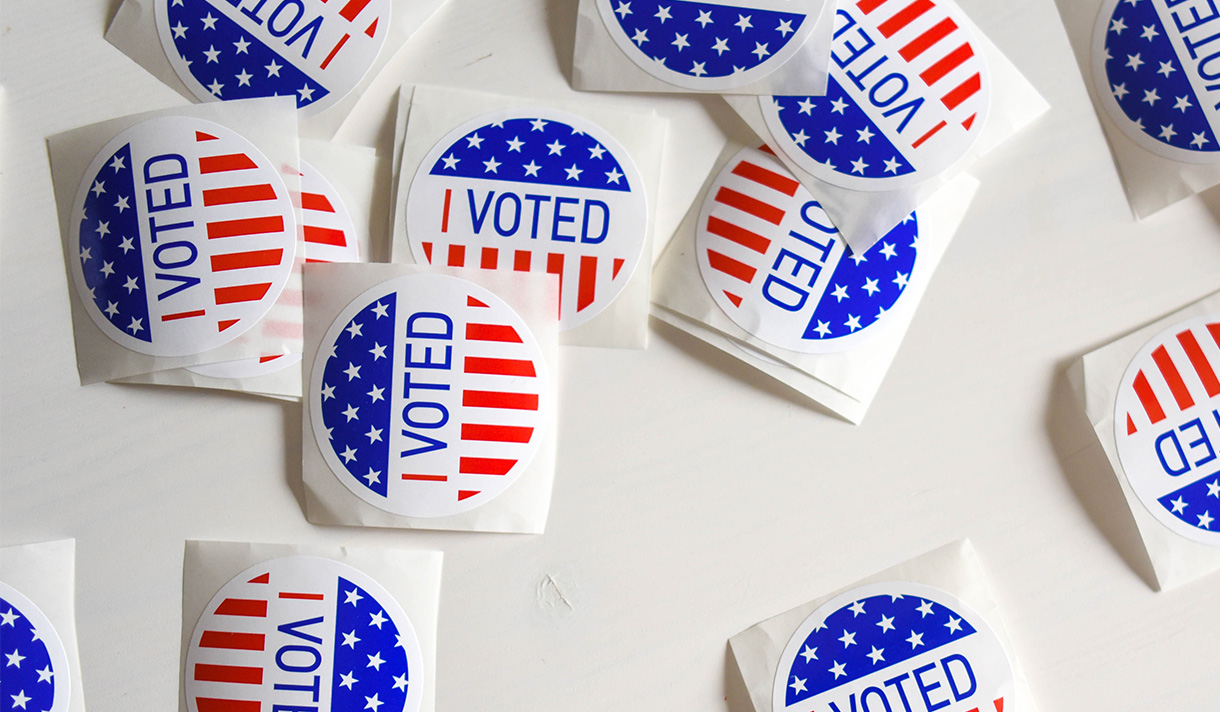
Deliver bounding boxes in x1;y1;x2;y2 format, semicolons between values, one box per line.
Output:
759;0;990;192
1091;0;1220;162
774;582;1012;712
154;0;390;116
696;145;918;352
405;109;648;331
310;272;551;518
0;581;71;712
69;116;297;357
185;555;423;712
1115;314;1220;544
595;0;827;90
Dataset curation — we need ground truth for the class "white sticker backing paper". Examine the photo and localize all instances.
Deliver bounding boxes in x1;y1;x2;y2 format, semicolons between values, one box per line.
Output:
302;263;560;533
573;0;837;95
727;540;1037;712
652;140;978;423
390;84;667;349
0;540;87;712
1077;290;1220;589
180;541;441;712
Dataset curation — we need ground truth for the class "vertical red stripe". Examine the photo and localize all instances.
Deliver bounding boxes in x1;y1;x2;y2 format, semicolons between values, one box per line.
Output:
194;664;263;685
706;216;771;254
463;390;539;410
461;423;534;443
900;17;957;61
207;216;285;240
481;247;498;269
422;242;433;263
459;457;516;475
1208;322;1220;349
320;33;350;71
921;43;973;85
577;255;598;312
941;73;982;110
464;357;537;377
714;187;785;225
211;249;284;272
612;258;625;279
707;250;757;283
514;250;531;271
214;283;272;305
466;323;522;343
441;189;452;233
1133;371;1167;425
214;599;267;617
1152;345;1196;411
448;244;466;267
305;226;347;247
340;0;372;21
199;631;264;651
301;192;334;212
196;699;261;712
365;18;378;37
203;184;277;207
877;0;933;37
731;161;799;197
1178;329;1220;397
199;154;258;174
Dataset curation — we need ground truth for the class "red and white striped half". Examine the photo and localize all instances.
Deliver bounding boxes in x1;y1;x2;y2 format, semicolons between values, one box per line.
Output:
316;0;388;71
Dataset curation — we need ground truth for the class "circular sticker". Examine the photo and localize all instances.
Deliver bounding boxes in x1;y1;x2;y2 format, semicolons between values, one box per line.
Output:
185;158;361;380
1091;0;1220;162
310;273;551;518
0;581;71;712
1115;315;1220;544
760;0;990;192
155;0;390;116
696;145;918;353
404;109;648;331
70;117;297;357
774;582;1013;712
595;0;827;91
185;556;423;712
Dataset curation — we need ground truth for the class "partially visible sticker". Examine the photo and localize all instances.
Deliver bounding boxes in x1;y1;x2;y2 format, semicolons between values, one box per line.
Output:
185;158;360;380
760;0;990;191
1091;0;1220;163
405;109;648;331
773;582;1012;712
154;0;390;116
0;581;72;712
1115;315;1220;544
595;0;826;90
69;116;297;357
310;273;551;518
696;145;918;353
184;555;423;712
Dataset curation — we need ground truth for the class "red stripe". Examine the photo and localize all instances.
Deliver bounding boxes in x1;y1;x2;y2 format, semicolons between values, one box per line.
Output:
481;247;498;269
1178;329;1220;397
248;573;270;584
340;0;372;21
194;664;262;685
301;192;334;212
724;291;743;307
461;423;534;443
218;319;240;332
857;0;888;12
305;225;347;247
207;216;285;240
911;120;947;149
921;43;973;85
578;255;598;312
1153;345;1196;411
466;323;522;343
941;73;981;110
195;131;219;142
199;631;264;651
731;161;799;197
320;33;350;71
514;250;531;271
1133;370;1166;425
468;296;489;308
422;242;433;263
448;244;466;267
463;390;539;410
365;17;378;37
199;154;258;174
900;17;957;61
211;249;284;272
714;187;785;225
1210;322;1220;349
162;310;206;322
464;357;536;377
259;355;283;364
196;699;261;712
707;249;757;283
878;0;933;37
402;473;448;481
706;216;770;254
279;592;324;600
612;258;625;279
460;457;515;475
214;599;267;617
458;490;480;501
441;189;452;233
214;283;272;305
203;184;277;207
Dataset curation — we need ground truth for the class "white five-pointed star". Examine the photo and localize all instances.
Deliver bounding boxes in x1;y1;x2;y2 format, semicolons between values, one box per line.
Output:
1192;132;1209;148
829;661;847;679
735;14;752;32
589;145;606;160
798;97;816;115
115;195;130;212
208;79;224;96
1175;95;1192;112
523;161;541;177
1158;60;1176;77
203;45;221;63
366;426;383;444
234;36;251;54
655;5;671;21
712;37;730;55
96;220;110;237
606;168;624;184
126;317;143;334
792;129;809;146
124;276;140;293
343;404;360;422
851;157;868;174
1125;53;1143;70
344;363;362;381
1171;497;1188;513
799;645;818;662
340;671;358;689
367;385;385;402
565;164;584;181
691;60;707;76
201;12;218;29
844;315;862;332
104;302;120;318
1143;88;1160;105
321;383;336;401
483;157;501;174
109;155;126;172
5;650;25;667
343;630;361;648
867;646;886;664
367;651;385;670
80;247;92;263
1113;82;1129;100
10;691;31;710
547;140;565;155
266;59;282;77
672;32;689;50
894;271;910;288
298;85;315;102
36;665;53;683
365;693;384;711
346;321;364;338
945;616;963;634
777;19;794;36
101;261;115;278
695;10;713;27
813;320;832;337
838;630;856;647
371;302;389;319
345;588;364;606
829;97;849;114
1111;17;1127;34
877;614;895;632
1141;24;1158;41
236;69;253;87
1200;511;1215;529
849;600;866;617
393;673;409;691
907;630;925;648
884;157;902;173
1207;480;1220;498
91;180;105;197
917;600;934;617
466;133;484;149
1160;124;1177;141
752;42;770;60
831;284;849;302
370;610;388;628
614;1;631;18
789;676;807;694
825;127;842;145
879;242;897;260
441;154;459;170
363;469;380;485
857;126;874;143
172;21;188;38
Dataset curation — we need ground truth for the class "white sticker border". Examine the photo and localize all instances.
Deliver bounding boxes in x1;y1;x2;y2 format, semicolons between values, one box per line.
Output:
0;580;72;712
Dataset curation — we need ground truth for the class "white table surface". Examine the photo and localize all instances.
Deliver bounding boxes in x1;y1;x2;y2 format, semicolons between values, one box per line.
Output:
3;1;1220;710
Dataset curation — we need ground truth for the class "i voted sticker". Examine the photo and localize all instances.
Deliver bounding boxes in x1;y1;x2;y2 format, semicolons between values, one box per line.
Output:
1115;315;1220;544
185;556;423;712
405;109;648;331
155;0;390;116
0;581;71;712
774;582;1012;712
69;116;297;357
310;273;551;518
696;145;918;353
1092;0;1220;162
760;0;989;191
595;0;826;90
